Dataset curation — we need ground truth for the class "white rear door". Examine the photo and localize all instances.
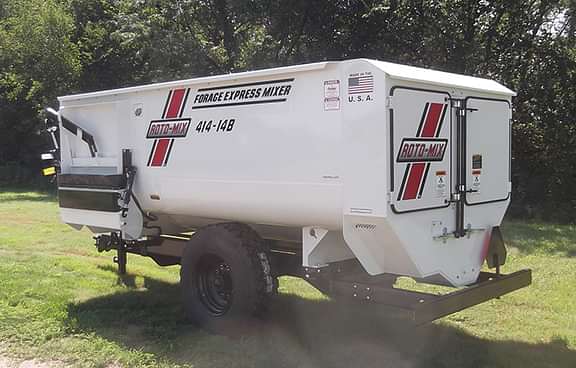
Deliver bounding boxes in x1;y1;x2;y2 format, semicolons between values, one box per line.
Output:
390;88;451;213
464;98;511;205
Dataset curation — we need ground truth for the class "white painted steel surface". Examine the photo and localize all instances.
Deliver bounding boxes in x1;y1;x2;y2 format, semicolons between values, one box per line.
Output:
56;59;514;287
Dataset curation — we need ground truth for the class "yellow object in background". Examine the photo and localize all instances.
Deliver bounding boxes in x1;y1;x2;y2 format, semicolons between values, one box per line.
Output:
43;167;56;176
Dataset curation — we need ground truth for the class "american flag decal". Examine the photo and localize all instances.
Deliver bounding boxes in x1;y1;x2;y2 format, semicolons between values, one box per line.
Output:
147;88;191;167
348;75;374;94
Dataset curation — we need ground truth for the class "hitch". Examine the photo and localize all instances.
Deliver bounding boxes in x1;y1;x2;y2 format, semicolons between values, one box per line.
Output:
94;233;121;253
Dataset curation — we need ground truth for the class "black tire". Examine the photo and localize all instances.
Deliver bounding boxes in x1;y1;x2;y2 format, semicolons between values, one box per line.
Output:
180;223;276;333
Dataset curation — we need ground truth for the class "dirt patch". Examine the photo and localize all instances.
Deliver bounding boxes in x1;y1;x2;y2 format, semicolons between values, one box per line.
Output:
0;356;64;368
0;355;124;368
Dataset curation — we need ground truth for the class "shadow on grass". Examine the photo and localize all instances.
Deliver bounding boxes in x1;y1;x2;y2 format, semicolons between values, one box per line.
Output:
502;221;576;257
97;264;142;289
66;274;576;368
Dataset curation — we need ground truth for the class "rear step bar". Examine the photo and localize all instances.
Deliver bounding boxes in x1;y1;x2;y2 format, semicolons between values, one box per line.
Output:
294;257;532;324
414;269;531;324
329;269;532;324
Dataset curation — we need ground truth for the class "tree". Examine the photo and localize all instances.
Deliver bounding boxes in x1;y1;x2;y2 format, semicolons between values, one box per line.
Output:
0;0;574;221
0;0;80;183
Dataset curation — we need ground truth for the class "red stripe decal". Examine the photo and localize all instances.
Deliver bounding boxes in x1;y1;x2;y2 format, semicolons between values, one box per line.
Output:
420;103;444;137
148;88;189;167
150;138;171;166
401;102;445;200
165;89;186;118
403;162;426;200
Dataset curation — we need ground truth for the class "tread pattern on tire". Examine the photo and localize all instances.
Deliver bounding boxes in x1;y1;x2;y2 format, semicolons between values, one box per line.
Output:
218;222;276;316
180;222;277;318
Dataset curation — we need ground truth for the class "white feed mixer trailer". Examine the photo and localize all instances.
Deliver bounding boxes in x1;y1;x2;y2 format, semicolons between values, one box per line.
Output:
42;59;531;329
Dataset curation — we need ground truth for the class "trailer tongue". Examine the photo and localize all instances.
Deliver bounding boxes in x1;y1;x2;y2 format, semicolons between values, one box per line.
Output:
42;59;530;330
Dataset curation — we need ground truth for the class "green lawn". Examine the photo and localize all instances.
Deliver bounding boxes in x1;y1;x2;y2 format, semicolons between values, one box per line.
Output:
0;189;574;368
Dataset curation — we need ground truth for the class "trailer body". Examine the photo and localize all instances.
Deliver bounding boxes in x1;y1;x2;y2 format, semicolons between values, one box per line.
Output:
51;59;520;291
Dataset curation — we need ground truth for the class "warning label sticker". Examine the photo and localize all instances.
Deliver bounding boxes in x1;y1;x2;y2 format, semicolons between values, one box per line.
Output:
471;169;481;194
436;170;447;197
324;80;340;110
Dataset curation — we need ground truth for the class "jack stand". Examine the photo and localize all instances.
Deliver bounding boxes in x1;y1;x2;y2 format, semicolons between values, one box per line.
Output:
113;235;127;275
494;254;501;277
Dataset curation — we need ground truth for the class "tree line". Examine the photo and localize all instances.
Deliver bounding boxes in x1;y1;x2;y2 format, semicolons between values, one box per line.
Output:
0;0;575;222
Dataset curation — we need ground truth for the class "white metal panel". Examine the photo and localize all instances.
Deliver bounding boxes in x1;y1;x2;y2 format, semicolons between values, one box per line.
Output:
59;101;120;164
59;59;515;104
341;61;388;218
60;208;121;230
390;88;451;212
58;62;329;102
370;60;515;96
69;63;347;230
465;98;511;205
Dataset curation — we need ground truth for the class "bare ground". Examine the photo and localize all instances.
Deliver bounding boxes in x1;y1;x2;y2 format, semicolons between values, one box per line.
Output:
0;356;63;368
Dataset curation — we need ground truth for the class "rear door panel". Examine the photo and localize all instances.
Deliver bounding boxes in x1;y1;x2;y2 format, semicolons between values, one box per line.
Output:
390;88;451;213
465;98;511;205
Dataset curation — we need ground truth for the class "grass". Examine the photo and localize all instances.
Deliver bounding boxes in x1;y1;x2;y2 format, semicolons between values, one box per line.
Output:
0;188;575;368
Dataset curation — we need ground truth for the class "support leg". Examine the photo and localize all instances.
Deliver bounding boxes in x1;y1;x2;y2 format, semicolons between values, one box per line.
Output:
112;233;127;275
116;245;127;275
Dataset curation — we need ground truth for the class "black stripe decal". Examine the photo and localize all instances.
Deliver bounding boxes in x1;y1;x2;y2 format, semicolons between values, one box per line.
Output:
192;98;287;110
164;139;175;166
417;103;447;197
397;163;411;201
179;88;191;118
434;104;448;137
59;190;121;212
147;139;158;166
81;134;97;157
162;90;173;119
398;102;430;201
197;78;295;92
62;118;78;135
415;102;429;137
418;163;431;198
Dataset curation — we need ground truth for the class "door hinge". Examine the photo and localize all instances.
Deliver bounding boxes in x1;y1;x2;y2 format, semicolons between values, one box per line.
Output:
449;98;463;108
386;96;393;108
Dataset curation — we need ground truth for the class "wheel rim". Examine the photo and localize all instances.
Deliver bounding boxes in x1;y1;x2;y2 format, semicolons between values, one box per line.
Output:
197;254;233;316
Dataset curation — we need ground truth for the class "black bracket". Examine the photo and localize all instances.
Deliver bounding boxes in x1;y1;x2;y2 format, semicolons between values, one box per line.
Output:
120;149;136;218
94;232;121;253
